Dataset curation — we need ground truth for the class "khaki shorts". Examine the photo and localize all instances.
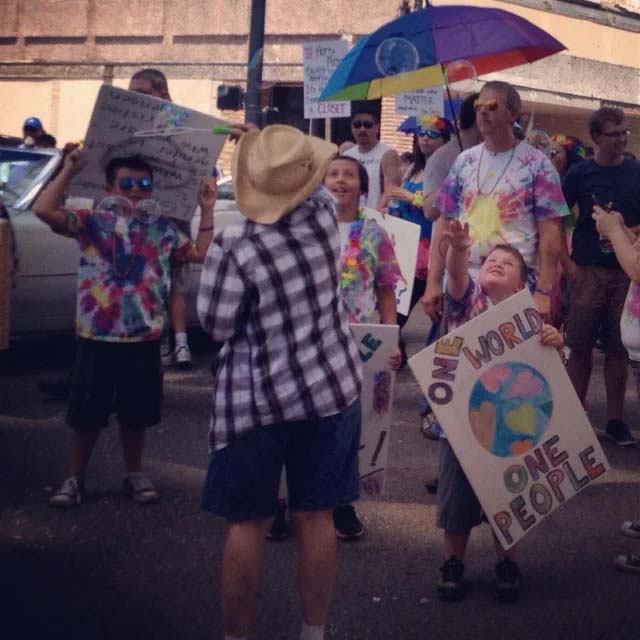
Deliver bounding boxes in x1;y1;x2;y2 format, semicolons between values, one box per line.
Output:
171;262;191;295
565;265;629;355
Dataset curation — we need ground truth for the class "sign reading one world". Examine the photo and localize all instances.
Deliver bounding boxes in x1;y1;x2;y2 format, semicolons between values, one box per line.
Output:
71;85;227;221
350;323;399;498
409;289;610;549
303;39;351;119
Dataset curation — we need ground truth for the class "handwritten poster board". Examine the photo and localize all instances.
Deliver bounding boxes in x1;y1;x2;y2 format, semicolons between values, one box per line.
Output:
303;39;351;119
71;85;227;221
351;323;399;498
365;209;420;317
395;87;444;116
409;289;610;549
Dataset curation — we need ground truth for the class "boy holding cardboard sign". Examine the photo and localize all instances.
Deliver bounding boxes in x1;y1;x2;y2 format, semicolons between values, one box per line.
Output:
33;147;216;508
436;219;563;602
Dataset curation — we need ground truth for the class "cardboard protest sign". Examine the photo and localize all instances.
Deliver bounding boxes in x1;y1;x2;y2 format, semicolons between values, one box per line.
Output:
395;87;443;116
71;85;227;221
350;323;399;497
303;40;351;119
409;289;610;549
365;209;420;316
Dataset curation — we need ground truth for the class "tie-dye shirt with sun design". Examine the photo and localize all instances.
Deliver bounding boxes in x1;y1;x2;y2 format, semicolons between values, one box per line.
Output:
63;208;191;342
621;239;640;362
436;142;569;277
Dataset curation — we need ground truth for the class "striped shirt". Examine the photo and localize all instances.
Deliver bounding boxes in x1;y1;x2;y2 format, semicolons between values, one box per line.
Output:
198;186;362;450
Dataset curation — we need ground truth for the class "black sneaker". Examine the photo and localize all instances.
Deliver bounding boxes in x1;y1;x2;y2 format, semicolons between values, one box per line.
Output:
606;420;636;447
333;505;364;540
436;556;465;602
266;503;291;541
425;477;439;495
495;558;521;602
420;410;441;441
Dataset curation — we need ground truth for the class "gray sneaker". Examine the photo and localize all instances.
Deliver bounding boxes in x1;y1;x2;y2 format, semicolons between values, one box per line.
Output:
621;521;640;539
175;344;192;369
123;473;159;504
160;337;173;367
49;476;83;509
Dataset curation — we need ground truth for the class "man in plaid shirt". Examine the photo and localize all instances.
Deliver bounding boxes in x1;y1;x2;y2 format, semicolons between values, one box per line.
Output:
198;125;362;640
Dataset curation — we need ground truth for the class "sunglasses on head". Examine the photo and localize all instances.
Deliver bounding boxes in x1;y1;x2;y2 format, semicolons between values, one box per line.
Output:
117;176;154;192
599;128;631;139
352;120;375;129
473;98;499;113
418;128;442;139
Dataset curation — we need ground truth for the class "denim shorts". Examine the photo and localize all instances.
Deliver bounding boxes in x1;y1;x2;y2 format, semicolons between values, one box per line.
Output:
67;338;163;431
201;400;361;522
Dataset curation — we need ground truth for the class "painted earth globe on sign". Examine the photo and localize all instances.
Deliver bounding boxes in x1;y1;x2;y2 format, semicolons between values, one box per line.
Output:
468;362;553;457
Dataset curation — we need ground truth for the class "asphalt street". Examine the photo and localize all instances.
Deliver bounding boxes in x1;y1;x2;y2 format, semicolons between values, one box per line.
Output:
1;310;639;640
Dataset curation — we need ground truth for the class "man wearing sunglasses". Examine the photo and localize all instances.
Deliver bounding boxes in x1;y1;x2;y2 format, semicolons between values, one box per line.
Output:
344;106;401;210
33;149;216;509
562;106;640;447
434;81;568;321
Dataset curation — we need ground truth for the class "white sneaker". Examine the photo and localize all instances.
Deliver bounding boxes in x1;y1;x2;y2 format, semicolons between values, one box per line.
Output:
175;344;192;369
123;473;159;504
49;476;83;508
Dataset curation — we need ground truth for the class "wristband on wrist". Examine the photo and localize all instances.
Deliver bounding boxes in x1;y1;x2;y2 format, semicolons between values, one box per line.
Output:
535;287;552;297
411;190;424;208
198;225;214;232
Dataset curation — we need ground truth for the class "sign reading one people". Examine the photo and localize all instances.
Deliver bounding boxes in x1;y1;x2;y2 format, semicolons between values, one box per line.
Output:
395;87;444;116
71;85;227;221
351;323;399;497
303;39;351;119
409;289;610;549
365;209;420;316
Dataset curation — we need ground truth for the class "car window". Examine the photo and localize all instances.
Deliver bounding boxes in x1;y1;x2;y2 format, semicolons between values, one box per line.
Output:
0;146;62;211
216;176;234;200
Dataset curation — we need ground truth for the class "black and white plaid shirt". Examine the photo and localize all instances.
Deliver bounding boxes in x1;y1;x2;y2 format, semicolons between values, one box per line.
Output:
198;186;362;450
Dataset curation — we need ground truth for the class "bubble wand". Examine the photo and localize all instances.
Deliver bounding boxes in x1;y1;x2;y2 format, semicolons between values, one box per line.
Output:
133;125;233;138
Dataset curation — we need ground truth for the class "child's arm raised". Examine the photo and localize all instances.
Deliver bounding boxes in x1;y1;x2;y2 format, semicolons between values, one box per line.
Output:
33;147;85;234
443;219;472;301
184;176;217;263
593;205;640;283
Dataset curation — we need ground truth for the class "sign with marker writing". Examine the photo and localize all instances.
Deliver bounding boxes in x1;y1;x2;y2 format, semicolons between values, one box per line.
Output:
395;87;444;116
71;85;227;221
365;208;420;317
409;289;610;549
350;323;399;498
303;39;351;119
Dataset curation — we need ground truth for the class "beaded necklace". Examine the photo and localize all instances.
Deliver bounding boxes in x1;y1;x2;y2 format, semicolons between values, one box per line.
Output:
476;142;517;196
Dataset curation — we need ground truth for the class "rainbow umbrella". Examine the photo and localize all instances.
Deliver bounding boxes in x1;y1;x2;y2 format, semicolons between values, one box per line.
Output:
320;5;565;101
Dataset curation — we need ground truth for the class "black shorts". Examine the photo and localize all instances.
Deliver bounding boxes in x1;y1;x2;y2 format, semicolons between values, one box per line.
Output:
67;338;163;431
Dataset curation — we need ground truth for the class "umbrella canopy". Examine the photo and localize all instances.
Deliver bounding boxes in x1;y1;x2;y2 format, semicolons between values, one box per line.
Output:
320;5;565;101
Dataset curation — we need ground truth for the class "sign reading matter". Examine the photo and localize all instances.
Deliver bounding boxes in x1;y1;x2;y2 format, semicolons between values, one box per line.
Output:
395;87;444;116
303;39;351;119
350;323;399;498
409;289;610;549
71;85;227;221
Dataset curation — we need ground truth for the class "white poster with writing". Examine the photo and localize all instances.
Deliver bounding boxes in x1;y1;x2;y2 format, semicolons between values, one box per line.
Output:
365;209;420;316
303;39;351;119
408;289;610;549
395;87;444;116
71;85;227;221
350;323;399;498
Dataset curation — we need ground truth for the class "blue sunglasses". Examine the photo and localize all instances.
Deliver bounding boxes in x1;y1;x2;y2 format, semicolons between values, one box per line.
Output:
417;128;442;139
117;176;154;192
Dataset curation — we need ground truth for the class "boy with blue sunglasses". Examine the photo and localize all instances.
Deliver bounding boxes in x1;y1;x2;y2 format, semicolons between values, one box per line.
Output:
33;148;216;508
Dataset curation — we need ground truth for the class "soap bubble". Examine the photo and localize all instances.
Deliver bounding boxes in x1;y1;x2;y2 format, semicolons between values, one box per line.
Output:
444;60;477;94
525;129;551;154
375;38;419;76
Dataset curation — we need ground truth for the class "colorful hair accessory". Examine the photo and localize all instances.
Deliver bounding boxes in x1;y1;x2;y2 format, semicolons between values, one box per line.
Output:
551;134;587;159
417;114;454;140
411;190;424;208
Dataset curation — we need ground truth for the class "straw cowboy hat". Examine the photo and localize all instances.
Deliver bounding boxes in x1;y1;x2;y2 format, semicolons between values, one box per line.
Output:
232;124;337;224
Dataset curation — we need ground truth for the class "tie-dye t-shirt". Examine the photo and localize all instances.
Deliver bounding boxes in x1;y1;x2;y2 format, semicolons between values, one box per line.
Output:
64;208;191;342
340;211;402;323
621;240;640;362
436;142;569;278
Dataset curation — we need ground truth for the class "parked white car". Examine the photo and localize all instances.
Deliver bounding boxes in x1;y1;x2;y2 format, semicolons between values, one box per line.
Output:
0;145;242;338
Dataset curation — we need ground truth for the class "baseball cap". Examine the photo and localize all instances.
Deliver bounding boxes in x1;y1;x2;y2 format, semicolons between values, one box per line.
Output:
23;117;43;130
